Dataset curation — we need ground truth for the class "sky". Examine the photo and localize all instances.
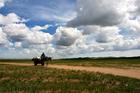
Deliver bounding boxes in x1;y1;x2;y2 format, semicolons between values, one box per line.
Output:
1;0;140;59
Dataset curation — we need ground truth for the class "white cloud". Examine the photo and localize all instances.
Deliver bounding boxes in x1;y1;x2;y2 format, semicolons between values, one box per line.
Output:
3;23;30;42
0;0;13;9
0;12;55;58
26;31;52;44
1;0;140;59
31;25;50;31
67;0;134;27
0;0;4;8
0;13;53;49
0;13;24;25
95;26;122;43
0;28;9;46
121;17;140;37
81;26;122;43
54;26;82;46
55;23;140;58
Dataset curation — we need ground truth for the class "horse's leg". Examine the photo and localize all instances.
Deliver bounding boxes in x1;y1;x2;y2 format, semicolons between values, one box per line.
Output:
46;61;49;67
41;61;44;66
34;61;37;66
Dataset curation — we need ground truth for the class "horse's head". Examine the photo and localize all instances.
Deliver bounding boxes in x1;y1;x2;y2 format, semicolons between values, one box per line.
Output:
32;57;35;61
48;57;52;61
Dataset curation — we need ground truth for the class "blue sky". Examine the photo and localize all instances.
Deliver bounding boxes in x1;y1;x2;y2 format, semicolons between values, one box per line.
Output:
0;0;76;34
1;0;140;59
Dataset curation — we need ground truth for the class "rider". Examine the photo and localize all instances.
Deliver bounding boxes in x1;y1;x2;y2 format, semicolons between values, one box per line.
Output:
41;52;46;60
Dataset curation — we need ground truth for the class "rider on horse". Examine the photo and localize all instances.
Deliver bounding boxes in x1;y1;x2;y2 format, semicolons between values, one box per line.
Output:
41;52;46;60
32;52;52;66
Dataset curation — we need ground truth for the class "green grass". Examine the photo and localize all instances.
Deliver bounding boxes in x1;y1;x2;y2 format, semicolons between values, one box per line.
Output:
0;59;32;63
0;65;140;93
51;57;140;69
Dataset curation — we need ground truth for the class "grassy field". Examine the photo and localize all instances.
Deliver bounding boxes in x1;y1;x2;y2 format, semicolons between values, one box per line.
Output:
0;59;32;63
0;57;140;69
0;64;140;93
51;57;140;69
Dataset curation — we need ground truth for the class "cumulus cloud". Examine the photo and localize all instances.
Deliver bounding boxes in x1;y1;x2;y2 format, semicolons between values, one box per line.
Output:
0;12;55;58
64;21;140;56
54;26;82;46
0;13;53;48
121;18;140;37
0;13;25;25
3;23;30;42
67;0;134;27
81;26;122;43
95;26;122;43
1;0;140;59
26;31;52;45
81;26;100;35
0;28;8;46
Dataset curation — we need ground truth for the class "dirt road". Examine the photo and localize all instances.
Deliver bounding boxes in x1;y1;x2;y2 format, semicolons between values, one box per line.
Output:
0;62;140;79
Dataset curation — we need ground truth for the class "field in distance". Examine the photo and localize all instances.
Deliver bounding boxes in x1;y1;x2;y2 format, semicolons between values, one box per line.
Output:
51;57;140;69
1;57;140;69
0;64;140;93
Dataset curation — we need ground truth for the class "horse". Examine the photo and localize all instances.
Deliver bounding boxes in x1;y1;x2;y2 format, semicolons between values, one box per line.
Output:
45;57;52;65
32;56;52;66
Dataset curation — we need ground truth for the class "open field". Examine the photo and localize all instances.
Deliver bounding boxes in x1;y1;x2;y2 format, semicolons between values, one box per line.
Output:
0;59;32;63
1;57;140;69
52;57;140;69
0;64;140;93
1;62;140;79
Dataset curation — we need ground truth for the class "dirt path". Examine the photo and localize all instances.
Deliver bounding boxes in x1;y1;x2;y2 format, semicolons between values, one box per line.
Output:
0;62;140;79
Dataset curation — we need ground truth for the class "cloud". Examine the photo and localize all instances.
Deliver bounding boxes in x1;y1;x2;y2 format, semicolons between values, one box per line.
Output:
0;13;24;25
1;13;140;58
81;26;100;35
0;28;9;46
53;26;82;46
26;31;52;45
1;13;53;48
5;0;76;22
95;26;122;43
135;0;140;15
81;26;122;43
1;0;140;59
0;12;54;58
0;0;13;8
31;25;49;31
3;23;52;45
63;22;140;55
0;0;4;8
67;0;133;27
3;23;29;42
